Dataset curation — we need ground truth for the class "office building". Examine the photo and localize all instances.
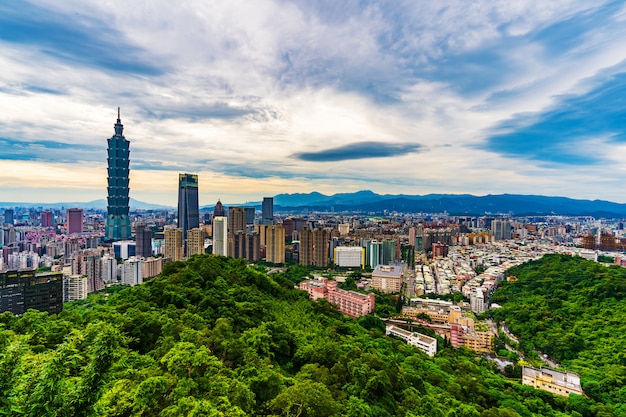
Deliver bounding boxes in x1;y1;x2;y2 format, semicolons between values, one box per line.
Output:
0;270;63;315
186;227;205;257
105;108;131;241
164;228;184;262
112;240;136;260
178;173;199;241
265;224;285;264
135;223;153;258
66;208;84;234
262;197;274;225
41;211;53;227
3;209;14;226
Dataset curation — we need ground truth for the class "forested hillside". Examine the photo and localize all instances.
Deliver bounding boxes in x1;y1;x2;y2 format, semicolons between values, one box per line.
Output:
491;254;626;416
0;255;617;416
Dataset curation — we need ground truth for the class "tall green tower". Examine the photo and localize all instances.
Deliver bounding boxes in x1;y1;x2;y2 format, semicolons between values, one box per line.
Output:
105;108;131;241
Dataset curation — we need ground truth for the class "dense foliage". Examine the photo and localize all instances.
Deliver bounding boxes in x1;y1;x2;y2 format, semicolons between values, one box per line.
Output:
0;254;617;416
491;254;626;416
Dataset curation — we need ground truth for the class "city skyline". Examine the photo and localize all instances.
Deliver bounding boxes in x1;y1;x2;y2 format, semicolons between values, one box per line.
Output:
2;2;626;205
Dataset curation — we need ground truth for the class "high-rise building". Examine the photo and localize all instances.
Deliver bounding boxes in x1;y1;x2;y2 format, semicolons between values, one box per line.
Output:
178;173;199;240
228;207;246;235
213;200;225;218
71;249;103;293
3;209;14;226
105;108;131;241
135;224;153;258
186;227;205;257
312;227;331;267
164;228;184;262
262;197;274;225
66;208;83;234
41;211;53;227
299;226;313;266
265;225;285;264
244;207;255;225
212;216;228;256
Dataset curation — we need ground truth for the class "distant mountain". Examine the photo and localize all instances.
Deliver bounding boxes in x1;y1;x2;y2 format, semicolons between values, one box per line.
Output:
0;198;173;211
265;191;626;216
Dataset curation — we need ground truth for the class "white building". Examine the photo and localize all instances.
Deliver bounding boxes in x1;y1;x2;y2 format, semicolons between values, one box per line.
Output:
334;246;364;268
121;257;143;286
212;216;228;256
63;274;88;302
101;254;117;284
470;287;486;314
386;324;437;357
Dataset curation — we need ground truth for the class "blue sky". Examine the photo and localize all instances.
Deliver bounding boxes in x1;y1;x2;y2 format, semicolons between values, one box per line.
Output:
1;0;626;205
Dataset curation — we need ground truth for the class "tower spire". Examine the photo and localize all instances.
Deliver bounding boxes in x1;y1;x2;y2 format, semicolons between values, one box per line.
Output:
117;106;121;122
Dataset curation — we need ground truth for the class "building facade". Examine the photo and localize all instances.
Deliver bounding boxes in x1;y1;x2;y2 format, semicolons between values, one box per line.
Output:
265;224;285;264
164;228;184;261
0;270;63;315
334;246;365;268
66;208;84;234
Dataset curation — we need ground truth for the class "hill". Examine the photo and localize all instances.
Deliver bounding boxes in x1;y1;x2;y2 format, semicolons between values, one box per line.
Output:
0;255;618;416
491;254;626;416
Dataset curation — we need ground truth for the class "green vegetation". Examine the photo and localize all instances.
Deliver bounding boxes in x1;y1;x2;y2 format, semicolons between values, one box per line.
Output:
597;255;615;264
0;254;618;416
490;254;626;416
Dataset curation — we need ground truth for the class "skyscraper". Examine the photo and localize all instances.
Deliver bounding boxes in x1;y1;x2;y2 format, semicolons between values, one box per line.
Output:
262;197;274;225
41;211;53;227
66;208;83;234
164;228;183;262
105;108;131;241
178;173;199;240
265;224;285;264
212;216;228;256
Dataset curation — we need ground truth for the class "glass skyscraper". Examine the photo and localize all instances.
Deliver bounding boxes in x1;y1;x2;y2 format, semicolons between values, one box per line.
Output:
105;108;131;241
178;173;199;239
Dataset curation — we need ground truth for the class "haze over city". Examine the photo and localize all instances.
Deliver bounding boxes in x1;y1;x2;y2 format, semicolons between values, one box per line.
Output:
2;1;626;205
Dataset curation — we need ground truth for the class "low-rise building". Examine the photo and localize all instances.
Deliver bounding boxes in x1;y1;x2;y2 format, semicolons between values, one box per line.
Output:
371;264;404;293
522;366;584;396
386;324;437;357
299;278;375;317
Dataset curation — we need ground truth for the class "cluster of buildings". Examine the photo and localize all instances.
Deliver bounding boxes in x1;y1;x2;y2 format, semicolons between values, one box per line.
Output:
401;298;494;352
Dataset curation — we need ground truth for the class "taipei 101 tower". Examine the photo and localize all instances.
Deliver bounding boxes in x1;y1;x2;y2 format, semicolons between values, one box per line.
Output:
105;107;131;241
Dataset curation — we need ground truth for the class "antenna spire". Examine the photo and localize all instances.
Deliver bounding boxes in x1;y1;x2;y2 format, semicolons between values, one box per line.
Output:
117;106;121;122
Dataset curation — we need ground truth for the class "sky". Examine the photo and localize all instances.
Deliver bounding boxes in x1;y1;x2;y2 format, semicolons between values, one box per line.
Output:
1;0;626;206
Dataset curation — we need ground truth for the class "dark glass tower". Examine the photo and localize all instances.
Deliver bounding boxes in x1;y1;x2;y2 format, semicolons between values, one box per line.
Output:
178;173;199;239
105;108;131;241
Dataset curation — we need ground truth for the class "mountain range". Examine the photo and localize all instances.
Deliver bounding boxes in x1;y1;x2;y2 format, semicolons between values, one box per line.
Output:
4;191;626;216
238;190;626;217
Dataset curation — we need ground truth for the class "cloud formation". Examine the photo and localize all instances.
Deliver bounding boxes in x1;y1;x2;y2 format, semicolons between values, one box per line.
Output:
1;0;626;205
295;142;422;162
